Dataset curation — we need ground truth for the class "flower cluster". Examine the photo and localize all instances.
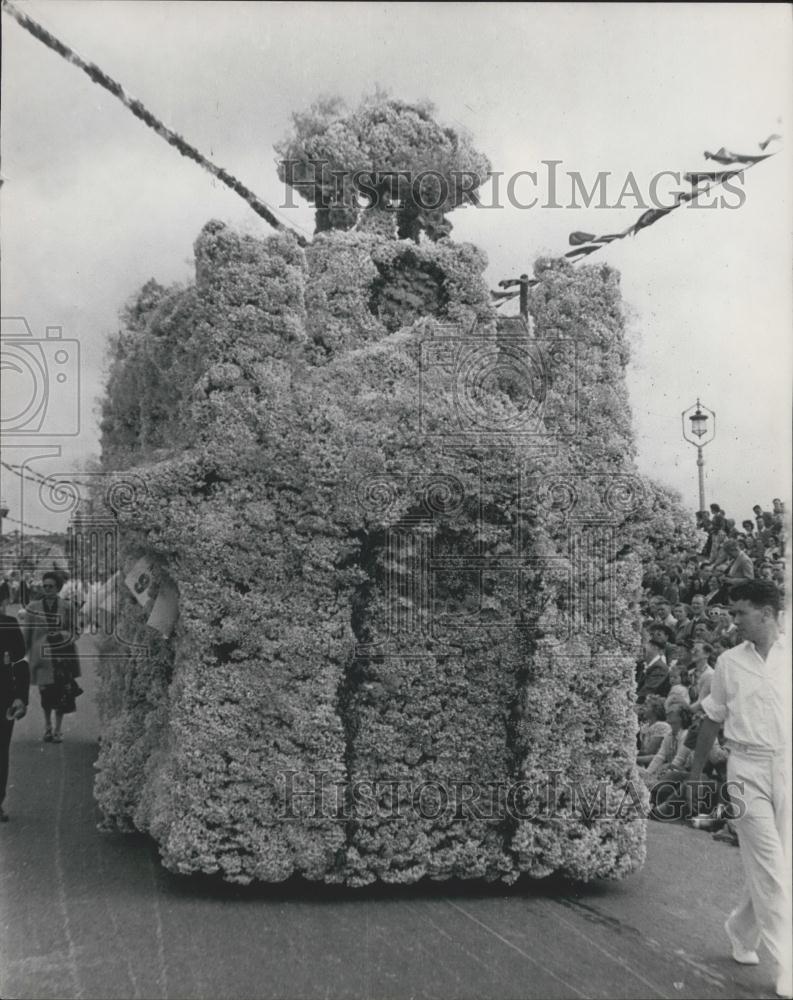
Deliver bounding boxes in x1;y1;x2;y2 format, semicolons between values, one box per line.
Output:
275;93;491;241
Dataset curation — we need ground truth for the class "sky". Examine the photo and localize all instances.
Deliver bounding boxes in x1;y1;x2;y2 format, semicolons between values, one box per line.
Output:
1;1;791;539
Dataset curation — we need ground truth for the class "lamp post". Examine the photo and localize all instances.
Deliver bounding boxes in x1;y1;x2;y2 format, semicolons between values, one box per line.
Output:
0;499;8;581
681;400;716;512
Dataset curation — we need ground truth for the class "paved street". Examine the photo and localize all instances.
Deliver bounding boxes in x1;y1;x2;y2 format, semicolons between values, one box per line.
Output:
0;634;779;1000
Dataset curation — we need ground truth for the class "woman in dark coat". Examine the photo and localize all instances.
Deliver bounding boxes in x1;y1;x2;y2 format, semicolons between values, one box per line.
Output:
23;572;81;743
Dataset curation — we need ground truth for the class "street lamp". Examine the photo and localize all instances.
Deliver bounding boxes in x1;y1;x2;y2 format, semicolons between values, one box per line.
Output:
681;399;716;512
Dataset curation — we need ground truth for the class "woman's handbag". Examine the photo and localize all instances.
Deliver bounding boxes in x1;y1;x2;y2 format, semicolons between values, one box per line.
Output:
52;660;82;715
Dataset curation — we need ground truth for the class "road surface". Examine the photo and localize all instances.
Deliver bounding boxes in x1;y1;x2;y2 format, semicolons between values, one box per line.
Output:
0;633;778;999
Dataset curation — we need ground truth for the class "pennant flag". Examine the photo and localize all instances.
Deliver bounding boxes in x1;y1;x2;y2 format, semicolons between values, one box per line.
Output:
565;244;599;258
146;579;179;638
759;133;782;150
630;207;673;236
491;289;519;300
568;228;629;249
124;557;155;607
705;147;770;166
685;169;742;187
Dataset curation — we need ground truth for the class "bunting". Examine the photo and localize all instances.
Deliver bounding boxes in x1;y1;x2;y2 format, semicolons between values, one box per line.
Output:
492;130;781;308
705;147;770;166
554;133;781;267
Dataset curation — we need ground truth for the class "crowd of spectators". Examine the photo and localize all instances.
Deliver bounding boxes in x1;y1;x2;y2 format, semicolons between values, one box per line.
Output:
635;498;787;839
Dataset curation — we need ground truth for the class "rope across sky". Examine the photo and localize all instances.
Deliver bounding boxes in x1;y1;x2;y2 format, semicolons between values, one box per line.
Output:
1;0;782;313
1;0;309;246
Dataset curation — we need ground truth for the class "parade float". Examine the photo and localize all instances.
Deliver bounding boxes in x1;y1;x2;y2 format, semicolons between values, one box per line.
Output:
91;95;680;885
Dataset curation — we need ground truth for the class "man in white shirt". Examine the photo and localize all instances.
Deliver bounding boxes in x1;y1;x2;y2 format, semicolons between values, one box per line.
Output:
687;581;791;999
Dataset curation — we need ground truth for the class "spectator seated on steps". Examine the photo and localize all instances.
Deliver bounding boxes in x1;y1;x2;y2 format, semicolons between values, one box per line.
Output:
644;703;693;793
664;661;691;713
637;695;671;767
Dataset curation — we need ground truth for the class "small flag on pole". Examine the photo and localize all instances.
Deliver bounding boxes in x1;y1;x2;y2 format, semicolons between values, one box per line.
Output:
124;557;155;607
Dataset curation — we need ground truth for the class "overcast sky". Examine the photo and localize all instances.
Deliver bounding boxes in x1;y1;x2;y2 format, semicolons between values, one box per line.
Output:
1;1;791;538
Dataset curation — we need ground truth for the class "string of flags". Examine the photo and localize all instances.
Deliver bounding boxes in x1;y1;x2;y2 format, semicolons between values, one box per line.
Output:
123;556;179;639
0;512;60;536
492;132;783;307
1;460;54;488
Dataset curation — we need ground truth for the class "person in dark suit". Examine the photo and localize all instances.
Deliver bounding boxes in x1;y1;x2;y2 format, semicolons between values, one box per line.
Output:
0;595;30;822
636;637;671;703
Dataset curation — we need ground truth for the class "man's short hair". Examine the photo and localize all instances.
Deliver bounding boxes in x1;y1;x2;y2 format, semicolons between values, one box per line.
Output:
650;623;675;642
42;571;59;586
729;580;782;614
